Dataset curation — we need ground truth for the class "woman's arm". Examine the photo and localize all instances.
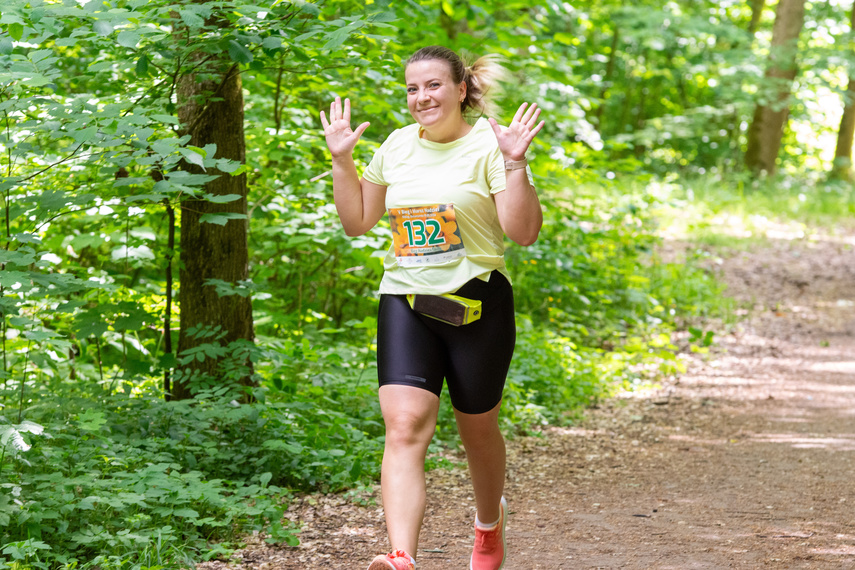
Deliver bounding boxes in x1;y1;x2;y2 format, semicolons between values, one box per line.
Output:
493;168;542;246
489;103;545;246
321;97;387;236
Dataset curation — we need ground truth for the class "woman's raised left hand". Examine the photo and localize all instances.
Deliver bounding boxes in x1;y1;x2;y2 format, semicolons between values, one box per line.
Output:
488;102;545;162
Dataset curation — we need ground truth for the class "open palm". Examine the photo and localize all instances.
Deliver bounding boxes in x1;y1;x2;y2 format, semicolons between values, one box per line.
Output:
320;96;370;158
488;102;545;161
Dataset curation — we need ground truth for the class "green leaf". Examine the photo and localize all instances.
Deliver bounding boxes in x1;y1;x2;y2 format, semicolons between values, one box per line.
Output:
93;20;113;37
228;40;253;64
174;508;200;518
135;54;149;76
202;193;242;204
262;36;282;50
151;114;179;124
199;212;247;225
77;409;107;432
0;37;12;54
23;75;51;88
113;314;146;330
74;319;109;338
216;158;244;173
159;353;179;368
72;126;98;143
1;426;30;452
261;439;303;454
9;23;24;41
179;9;204;28
181;149;206;170
117;30;140;48
152;138;179;155
24;330;61;342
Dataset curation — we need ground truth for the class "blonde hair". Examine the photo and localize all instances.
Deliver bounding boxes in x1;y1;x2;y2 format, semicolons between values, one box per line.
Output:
406;46;506;118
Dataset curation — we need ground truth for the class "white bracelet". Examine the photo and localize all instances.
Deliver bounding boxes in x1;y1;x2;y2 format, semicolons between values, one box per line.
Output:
504;158;527;171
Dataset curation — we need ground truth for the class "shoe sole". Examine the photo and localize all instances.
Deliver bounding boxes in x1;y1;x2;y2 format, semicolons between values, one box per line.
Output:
470;496;508;570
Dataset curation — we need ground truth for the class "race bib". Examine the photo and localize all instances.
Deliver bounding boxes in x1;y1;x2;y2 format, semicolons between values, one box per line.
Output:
388;203;466;266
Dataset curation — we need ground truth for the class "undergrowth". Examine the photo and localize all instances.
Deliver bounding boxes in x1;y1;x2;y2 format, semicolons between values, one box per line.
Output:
1;174;735;568
654;172;855;242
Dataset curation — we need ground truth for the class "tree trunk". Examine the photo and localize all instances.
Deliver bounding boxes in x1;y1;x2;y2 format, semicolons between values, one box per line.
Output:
832;4;855;181
173;60;254;400
744;0;806;175
749;0;766;36
594;25;620;131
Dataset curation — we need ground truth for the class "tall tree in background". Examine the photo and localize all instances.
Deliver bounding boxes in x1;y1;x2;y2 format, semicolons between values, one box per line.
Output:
832;2;855;181
744;0;806;174
173;33;254;399
749;0;767;35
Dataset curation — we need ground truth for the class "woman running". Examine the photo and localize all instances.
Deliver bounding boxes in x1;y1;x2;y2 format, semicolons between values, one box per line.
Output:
320;45;544;570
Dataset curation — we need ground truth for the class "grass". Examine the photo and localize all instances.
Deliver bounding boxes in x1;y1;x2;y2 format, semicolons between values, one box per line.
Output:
651;173;855;245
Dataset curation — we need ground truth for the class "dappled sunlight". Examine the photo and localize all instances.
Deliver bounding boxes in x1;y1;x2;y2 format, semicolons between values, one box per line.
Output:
662;428;855;451
804;360;855;374
667;434;727;446
547;426;611;438
748;433;855;451
769;416;812;423
812;545;855;556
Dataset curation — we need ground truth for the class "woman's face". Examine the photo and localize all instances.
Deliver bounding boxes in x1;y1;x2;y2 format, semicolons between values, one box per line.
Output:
405;59;466;136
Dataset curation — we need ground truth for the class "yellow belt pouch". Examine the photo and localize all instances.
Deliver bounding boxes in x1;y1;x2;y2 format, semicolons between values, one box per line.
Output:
406;293;482;326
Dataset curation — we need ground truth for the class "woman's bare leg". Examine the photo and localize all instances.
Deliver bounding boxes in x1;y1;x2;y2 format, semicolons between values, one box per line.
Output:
454;401;505;525
378;384;441;557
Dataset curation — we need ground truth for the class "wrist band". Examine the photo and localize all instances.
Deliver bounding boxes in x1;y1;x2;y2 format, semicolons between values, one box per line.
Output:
504;158;527;171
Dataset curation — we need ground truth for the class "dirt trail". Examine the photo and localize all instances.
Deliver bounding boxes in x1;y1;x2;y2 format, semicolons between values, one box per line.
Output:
200;237;855;569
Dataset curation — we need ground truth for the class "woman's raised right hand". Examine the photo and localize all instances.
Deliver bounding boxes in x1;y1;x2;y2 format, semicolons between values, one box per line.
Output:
320;97;370;158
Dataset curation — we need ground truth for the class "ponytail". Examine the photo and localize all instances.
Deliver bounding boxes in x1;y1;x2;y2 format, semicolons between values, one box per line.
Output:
406;46;507;118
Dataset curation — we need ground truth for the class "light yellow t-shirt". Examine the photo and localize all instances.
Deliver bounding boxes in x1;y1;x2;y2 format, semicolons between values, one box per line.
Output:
363;118;531;295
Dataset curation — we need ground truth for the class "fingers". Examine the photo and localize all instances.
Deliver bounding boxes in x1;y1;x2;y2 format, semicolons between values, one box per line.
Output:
320;110;329;130
487;117;502;137
520;103;539;126
525;107;541;129
353;121;370;139
512;102;528;124
343;97;351;122
530;120;545;139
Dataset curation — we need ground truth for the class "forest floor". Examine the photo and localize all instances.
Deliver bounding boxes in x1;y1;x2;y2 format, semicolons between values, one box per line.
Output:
198;234;855;569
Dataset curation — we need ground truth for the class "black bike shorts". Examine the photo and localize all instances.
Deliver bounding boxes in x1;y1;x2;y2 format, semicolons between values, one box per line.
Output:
376;271;516;415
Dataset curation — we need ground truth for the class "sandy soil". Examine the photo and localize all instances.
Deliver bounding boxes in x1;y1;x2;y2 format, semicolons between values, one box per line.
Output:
199;237;855;569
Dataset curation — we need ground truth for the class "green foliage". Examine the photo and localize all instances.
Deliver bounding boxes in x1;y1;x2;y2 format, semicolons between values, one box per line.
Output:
2;0;831;566
657;172;855;244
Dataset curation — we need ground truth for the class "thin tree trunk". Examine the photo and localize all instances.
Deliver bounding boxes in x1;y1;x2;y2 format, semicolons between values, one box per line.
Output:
749;0;766;35
833;79;855;181
594;25;620;130
832;4;855;181
163;200;175;399
744;0;806;175
173;58;254;400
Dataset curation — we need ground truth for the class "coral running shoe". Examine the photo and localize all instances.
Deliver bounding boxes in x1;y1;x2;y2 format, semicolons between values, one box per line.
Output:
367;549;415;570
470;496;508;570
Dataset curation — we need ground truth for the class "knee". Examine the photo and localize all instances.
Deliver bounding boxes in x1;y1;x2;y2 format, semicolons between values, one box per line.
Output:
456;417;502;449
384;410;435;449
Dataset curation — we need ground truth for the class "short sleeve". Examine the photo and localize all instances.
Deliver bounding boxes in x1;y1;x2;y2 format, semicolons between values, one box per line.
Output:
362;147;386;186
362;130;400;186
486;145;506;195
